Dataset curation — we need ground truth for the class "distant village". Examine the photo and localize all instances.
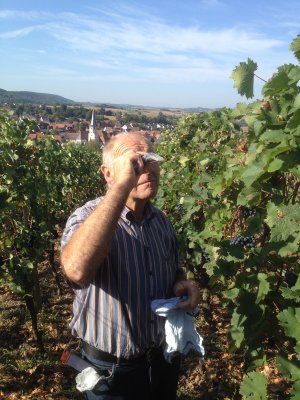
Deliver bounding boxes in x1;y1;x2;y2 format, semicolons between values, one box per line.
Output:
1;103;181;146
30;109;164;146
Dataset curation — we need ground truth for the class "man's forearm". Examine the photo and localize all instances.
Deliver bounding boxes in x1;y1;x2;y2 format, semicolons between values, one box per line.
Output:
61;185;129;285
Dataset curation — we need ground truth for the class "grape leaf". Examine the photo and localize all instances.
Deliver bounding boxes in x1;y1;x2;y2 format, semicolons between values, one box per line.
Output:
267;158;284;172
290;380;300;400
287;109;300;130
240;159;266;187
277;307;300;342
239;371;267;399
230;308;246;349
256;273;270;304
262;65;292;97
231;58;258;99
277;353;300;381
290;34;300;62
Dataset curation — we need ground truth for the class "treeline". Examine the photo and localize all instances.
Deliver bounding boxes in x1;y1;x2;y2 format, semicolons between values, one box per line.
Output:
11;103;95;122
8;103;176;126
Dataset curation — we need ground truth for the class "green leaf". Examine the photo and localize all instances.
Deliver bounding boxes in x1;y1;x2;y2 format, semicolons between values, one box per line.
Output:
178;155;190;167
256;273;270;304
294;342;300;358
294;93;300;109
229;308;246;349
240;159;266;187
277;307;300;342
239;371;267;400
290;34;300;62
287;110;300;130
231;58;258;99
267;158;284;172
277;353;300;381
231;102;249;118
260;129;288;143
237;187;261;206
281;275;300;301
288;65;300;84
290;380;300;400
266;203;300;256
262;65;293;97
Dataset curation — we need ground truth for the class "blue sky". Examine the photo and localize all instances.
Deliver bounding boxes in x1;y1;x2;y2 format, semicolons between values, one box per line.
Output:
0;0;299;108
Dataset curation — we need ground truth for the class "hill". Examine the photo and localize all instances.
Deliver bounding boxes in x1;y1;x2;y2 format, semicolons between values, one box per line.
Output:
0;88;211;111
0;88;75;105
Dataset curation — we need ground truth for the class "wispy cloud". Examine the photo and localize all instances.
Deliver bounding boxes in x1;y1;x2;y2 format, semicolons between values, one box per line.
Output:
0;7;283;53
0;9;50;20
0;4;291;90
0;26;38;39
43;11;282;56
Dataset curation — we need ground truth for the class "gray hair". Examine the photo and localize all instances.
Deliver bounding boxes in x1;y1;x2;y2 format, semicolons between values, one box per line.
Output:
102;133;153;167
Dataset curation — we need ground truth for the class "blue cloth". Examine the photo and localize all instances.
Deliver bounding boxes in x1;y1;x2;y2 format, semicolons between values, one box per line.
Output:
151;296;205;363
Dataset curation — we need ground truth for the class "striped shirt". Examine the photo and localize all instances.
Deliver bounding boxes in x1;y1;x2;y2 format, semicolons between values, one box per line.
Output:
61;197;179;359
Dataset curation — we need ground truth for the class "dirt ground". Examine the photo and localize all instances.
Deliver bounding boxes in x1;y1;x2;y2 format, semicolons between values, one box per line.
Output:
0;259;290;399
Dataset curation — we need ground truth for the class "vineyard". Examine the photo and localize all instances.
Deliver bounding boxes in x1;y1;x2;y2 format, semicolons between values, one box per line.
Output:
0;35;300;399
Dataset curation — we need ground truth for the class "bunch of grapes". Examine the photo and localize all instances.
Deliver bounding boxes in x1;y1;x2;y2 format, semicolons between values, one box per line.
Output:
202;250;210;263
284;271;298;288
242;207;257;218
230;235;256;248
174;203;185;216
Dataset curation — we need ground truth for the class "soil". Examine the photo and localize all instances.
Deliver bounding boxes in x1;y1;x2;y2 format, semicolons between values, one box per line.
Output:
0;258;290;399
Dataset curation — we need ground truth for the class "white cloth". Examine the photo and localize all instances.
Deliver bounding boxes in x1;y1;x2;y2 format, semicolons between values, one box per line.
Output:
151;296;205;363
75;367;102;392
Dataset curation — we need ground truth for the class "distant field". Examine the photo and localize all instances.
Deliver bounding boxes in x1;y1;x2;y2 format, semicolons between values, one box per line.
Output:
88;104;190;125
95;105;189;118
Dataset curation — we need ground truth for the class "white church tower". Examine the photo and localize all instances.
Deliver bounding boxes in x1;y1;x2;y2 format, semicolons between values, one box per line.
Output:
88;109;97;141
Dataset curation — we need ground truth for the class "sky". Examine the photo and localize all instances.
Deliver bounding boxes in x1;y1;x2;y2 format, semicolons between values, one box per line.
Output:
0;0;299;109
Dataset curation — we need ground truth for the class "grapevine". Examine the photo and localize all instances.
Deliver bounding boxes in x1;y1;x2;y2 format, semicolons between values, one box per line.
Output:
0;116;105;347
156;34;300;399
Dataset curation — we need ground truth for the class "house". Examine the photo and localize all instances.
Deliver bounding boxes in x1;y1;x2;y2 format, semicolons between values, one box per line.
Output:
28;132;62;144
63;131;85;144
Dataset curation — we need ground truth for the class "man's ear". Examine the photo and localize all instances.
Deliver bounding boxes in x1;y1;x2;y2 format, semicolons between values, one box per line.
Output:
100;164;114;185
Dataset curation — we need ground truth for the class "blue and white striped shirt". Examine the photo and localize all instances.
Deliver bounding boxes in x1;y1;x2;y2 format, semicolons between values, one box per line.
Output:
61;197;179;359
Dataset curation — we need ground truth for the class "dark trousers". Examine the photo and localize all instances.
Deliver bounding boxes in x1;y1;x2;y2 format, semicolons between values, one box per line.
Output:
82;347;181;400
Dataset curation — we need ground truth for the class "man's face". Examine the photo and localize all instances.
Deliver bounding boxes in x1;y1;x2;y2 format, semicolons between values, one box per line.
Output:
111;135;160;202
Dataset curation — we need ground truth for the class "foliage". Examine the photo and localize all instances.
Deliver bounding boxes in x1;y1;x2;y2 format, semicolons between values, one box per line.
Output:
239;371;267;399
0;116;104;344
156;34;300;398
231;59;258;99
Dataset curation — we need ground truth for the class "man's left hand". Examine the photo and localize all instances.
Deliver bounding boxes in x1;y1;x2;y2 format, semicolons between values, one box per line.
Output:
173;280;201;311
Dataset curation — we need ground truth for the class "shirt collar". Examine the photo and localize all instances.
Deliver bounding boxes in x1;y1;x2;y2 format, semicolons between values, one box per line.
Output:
121;202;156;224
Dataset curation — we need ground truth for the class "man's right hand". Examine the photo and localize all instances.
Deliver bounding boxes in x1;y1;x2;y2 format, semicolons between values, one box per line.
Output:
103;150;145;191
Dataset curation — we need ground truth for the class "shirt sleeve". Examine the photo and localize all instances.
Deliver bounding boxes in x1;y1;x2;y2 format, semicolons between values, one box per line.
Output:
60;197;101;251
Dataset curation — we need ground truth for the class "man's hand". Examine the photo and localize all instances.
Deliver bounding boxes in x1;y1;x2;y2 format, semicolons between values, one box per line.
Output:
102;150;145;191
173;280;201;311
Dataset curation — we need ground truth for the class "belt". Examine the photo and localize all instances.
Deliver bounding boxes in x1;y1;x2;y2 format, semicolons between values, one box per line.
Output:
81;341;146;365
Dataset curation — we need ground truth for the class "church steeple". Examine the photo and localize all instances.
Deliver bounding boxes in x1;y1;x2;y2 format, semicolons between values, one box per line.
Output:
88;109;97;141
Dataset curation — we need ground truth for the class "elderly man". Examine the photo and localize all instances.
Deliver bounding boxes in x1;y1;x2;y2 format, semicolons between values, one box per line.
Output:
60;133;200;400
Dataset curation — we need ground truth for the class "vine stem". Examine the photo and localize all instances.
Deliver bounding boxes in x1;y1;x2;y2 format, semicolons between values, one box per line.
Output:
291;180;300;204
226;205;242;237
254;73;267;83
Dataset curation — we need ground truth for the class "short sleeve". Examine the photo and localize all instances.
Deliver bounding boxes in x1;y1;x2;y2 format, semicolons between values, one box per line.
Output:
60;197;102;251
